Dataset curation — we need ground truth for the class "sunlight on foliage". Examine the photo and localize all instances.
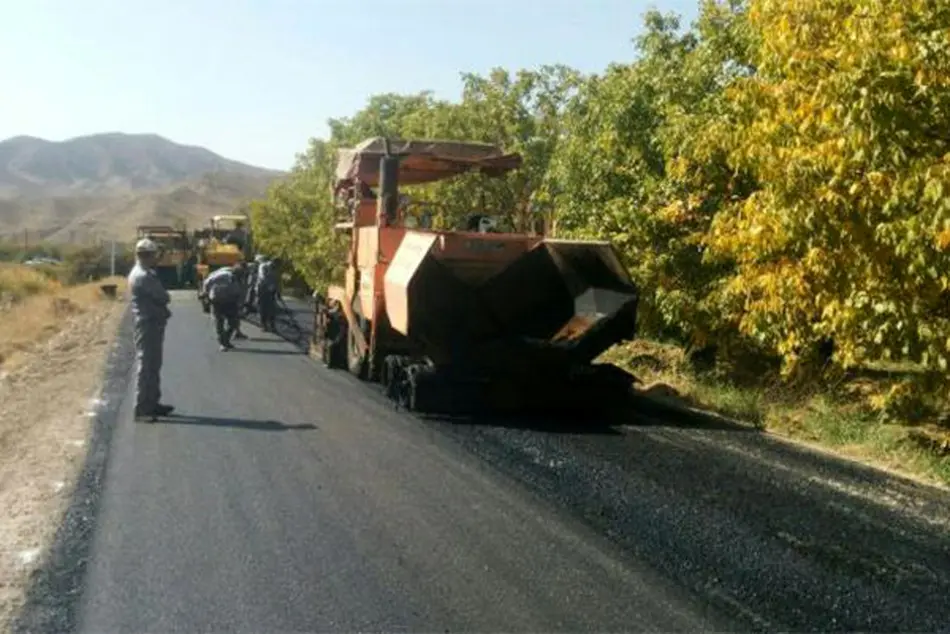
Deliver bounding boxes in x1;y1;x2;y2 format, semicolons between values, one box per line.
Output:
248;0;950;454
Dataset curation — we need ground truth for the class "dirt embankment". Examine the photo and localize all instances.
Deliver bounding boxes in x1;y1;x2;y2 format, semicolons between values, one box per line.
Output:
0;273;126;630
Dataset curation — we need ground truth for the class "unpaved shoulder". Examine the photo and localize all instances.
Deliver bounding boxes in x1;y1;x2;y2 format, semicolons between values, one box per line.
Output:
0;298;126;630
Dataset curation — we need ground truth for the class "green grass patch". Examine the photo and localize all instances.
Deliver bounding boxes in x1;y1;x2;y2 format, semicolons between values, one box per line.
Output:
604;339;950;488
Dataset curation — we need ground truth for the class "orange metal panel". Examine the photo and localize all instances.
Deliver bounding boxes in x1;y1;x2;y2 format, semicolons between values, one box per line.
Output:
359;265;375;318
356;227;378;269
378;227;406;263
354;199;377;227
345;266;357;300
383;231;439;336
428;231;539;286
434;230;540;259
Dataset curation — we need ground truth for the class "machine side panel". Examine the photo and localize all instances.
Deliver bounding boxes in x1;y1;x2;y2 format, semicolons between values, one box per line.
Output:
383;232;438;336
357;227;378;318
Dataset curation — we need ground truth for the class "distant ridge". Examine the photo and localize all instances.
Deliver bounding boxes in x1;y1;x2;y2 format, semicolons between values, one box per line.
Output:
0;132;286;243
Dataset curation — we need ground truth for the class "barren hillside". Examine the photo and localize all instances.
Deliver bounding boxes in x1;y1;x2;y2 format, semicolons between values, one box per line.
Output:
0;133;284;243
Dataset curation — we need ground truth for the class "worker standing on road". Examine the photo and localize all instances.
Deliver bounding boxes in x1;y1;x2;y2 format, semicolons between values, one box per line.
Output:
245;254;265;314
128;238;174;421
203;263;246;351
256;256;280;333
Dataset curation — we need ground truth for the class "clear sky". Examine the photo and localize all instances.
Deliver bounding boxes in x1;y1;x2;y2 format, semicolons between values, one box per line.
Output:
0;0;698;170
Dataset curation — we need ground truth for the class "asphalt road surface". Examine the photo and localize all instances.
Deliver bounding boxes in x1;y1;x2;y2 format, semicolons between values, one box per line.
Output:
22;291;950;632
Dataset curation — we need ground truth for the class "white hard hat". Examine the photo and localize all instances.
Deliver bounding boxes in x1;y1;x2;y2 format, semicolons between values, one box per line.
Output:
135;238;158;253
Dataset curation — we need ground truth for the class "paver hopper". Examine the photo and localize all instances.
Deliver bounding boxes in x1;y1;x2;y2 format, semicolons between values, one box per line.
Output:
136;225;190;289
311;137;640;415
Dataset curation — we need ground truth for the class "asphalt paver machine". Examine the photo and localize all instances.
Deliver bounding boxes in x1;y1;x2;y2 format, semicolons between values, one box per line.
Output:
310;137;640;415
193;213;251;312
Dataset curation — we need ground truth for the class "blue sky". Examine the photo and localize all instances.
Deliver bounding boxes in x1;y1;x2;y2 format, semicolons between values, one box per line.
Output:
0;0;698;170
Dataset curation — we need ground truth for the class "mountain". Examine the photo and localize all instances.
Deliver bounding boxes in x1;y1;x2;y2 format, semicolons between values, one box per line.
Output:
0;133;285;243
0;132;281;198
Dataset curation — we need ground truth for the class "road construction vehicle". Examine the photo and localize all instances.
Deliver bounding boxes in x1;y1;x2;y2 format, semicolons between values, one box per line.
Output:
310;137;640;415
135;225;191;288
193;214;251;312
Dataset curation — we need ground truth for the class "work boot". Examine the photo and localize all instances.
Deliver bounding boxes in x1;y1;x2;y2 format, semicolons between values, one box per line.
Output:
219;343;232;351
155;404;175;416
134;407;157;422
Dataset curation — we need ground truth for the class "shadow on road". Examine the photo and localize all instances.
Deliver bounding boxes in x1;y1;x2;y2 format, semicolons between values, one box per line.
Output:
156;415;317;432
625;393;761;433
230;347;304;356
426;394;760;436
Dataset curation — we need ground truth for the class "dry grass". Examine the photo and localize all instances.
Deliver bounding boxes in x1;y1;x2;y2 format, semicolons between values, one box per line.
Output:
0;264;126;628
603;339;950;488
0;291;125;630
0;263;125;370
0;264;62;304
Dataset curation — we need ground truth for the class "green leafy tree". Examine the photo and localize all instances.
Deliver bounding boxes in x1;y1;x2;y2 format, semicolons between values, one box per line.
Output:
328;92;440;146
706;0;950;377
250;139;346;291
405;66;584;232
547;2;756;351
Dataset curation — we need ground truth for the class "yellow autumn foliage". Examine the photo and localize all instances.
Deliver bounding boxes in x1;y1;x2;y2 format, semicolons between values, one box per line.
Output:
254;0;950;412
705;0;950;375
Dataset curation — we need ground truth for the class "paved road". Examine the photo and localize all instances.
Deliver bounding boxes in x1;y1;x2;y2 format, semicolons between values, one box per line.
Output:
73;292;737;632
31;291;950;632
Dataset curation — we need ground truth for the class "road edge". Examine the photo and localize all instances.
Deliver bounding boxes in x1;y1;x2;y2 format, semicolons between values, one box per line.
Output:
630;388;950;493
12;306;135;634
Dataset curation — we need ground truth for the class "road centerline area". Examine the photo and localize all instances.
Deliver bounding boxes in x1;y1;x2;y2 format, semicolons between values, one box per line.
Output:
75;292;737;633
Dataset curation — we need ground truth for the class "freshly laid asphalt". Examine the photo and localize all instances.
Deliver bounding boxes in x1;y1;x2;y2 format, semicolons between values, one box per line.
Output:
17;291;950;632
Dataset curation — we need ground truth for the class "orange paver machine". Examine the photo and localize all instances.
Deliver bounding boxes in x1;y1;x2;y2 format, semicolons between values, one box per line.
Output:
310;137;640;415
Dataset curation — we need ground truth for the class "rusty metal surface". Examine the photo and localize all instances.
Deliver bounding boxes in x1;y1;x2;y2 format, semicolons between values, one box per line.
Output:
334;137;522;191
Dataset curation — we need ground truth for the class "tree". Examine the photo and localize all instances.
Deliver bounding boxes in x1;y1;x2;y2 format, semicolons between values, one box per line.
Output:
705;0;950;376
327;92;440;146
250;139;346;291
394;66;584;233
547;2;756;348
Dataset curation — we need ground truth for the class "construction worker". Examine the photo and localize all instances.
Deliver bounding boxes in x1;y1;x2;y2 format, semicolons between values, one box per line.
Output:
128;238;174;421
245;254;266;314
203;263;246;350
256;256;280;332
231;262;249;341
225;221;247;250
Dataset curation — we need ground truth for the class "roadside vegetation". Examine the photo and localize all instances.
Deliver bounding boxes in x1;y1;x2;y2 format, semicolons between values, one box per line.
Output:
0;259;128;630
0;245;130;370
248;0;950;486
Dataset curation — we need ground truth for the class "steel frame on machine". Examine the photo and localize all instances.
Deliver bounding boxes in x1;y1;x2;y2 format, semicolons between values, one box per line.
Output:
310;137;640;415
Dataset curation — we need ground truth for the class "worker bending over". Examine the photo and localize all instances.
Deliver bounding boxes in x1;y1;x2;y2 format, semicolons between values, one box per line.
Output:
231;262;250;341
257;256;280;332
203;262;246;350
128;238;174;420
